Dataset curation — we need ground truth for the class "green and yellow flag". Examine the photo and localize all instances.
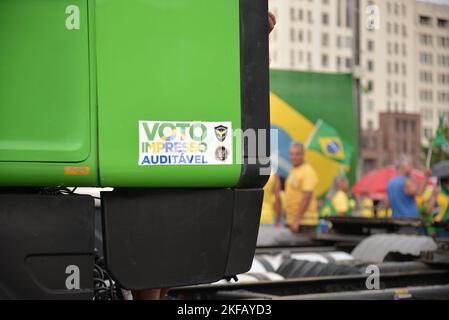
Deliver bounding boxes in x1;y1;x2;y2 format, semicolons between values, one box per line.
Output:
432;117;449;151
320;198;337;218
306;120;353;166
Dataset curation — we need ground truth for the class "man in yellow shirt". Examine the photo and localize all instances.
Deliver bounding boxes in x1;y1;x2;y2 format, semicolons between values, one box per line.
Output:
260;172;282;226
285;142;319;233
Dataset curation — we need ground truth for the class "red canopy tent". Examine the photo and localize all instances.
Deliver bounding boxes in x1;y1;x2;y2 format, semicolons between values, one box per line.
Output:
352;166;426;201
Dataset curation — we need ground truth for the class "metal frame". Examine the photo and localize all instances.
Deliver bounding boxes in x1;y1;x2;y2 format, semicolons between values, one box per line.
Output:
170;269;449;300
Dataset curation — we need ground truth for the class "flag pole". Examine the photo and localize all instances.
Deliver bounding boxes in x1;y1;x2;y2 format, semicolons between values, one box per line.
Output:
305;119;323;149
426;144;432;168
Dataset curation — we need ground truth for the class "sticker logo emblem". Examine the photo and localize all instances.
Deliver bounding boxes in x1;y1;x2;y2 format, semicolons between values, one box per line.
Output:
214;125;228;142
139;121;233;166
215;146;229;162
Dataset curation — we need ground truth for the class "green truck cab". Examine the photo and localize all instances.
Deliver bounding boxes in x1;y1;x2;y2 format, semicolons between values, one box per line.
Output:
0;0;269;298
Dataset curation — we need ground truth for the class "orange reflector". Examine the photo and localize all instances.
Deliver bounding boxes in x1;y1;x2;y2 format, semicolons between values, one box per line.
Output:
64;167;91;176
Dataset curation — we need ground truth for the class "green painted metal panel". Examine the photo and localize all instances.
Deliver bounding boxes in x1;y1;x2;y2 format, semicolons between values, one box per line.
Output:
0;0;250;188
95;0;242;187
0;0;98;187
0;0;91;163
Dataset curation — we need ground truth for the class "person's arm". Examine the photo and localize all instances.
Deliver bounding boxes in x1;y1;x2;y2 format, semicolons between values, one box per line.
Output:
405;168;431;196
404;178;418;196
418;168;432;196
273;174;282;227
290;192;313;233
425;186;440;216
268;12;276;33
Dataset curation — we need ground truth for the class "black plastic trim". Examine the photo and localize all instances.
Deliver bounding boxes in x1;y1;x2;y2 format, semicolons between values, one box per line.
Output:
237;0;271;188
0;194;94;299
101;188;263;290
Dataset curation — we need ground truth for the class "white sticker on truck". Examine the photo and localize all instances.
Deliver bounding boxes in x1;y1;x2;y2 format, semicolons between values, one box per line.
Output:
138;121;233;166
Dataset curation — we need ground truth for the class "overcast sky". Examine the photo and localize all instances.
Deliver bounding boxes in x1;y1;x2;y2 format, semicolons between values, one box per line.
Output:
419;0;449;5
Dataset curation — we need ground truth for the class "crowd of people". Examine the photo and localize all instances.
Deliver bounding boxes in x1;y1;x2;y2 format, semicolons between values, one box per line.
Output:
260;142;449;238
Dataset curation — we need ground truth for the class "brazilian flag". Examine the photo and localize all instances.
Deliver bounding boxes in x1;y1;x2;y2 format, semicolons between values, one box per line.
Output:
432;117;449;154
306;120;353;166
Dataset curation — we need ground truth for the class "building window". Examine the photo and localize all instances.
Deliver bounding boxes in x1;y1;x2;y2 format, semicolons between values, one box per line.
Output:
308;11;313;23
420;34;433;46
346;0;353;28
438;73;449;85
345;58;352;69
438;92;449;104
420;52;433;65
322;13;329;25
337;0;342;27
439;110;449;121
420;71;433;83
322;33;329;47
322;54;329;68
420;90;434;102
422;108;433;121
367;100;374;113
367;40;374;52
424;127;433;139
345;37;353;49
438;37;449;48
419;16;432;27
438;19;449;28
438;55;449;67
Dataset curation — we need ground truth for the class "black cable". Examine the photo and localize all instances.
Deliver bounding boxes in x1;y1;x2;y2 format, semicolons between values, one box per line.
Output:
93;255;124;300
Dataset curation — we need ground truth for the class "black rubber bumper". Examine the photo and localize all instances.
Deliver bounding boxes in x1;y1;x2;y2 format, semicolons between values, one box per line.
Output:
101;188;263;290
0;194;94;299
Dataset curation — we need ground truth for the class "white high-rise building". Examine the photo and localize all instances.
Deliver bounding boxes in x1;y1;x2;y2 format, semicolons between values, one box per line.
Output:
415;1;449;141
268;0;449;143
269;0;355;72
360;0;417;131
